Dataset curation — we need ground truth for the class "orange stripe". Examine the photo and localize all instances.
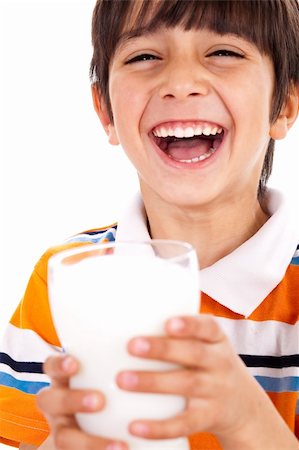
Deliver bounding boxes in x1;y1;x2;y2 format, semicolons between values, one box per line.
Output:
0;437;18;448
189;432;222;449
267;391;298;431
201;292;243;319
249;265;299;323
0;386;49;446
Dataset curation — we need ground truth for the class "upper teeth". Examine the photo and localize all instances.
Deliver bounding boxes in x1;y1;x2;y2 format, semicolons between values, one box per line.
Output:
153;124;223;138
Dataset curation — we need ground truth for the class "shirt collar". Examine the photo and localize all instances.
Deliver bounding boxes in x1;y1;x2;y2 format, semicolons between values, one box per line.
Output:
116;190;298;317
116;193;151;243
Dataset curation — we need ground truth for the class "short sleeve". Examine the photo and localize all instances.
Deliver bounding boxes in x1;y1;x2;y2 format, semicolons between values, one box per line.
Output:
0;246;66;447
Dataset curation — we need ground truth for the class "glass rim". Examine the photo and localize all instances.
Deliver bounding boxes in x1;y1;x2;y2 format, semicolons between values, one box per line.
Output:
48;239;196;268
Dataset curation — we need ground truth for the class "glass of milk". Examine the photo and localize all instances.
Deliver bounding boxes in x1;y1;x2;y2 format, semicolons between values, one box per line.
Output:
48;240;199;450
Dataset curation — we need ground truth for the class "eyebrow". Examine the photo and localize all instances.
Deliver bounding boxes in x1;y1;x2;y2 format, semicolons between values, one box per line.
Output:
115;26;162;52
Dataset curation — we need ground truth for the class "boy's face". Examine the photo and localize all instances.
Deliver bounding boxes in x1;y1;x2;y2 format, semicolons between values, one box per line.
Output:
101;26;279;208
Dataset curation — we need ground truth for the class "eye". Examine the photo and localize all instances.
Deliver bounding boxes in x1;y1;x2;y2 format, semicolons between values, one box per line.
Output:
125;53;161;64
208;49;244;58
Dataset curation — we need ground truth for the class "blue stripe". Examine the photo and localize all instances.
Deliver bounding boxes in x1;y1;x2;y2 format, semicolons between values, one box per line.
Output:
104;231;116;242
0;372;49;394
291;256;299;266
67;231;116;244
291;244;299;265
255;375;299;393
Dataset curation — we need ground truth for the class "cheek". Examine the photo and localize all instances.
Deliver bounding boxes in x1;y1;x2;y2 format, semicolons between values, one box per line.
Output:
227;73;272;148
110;77;147;138
236;67;272;121
110;75;146;112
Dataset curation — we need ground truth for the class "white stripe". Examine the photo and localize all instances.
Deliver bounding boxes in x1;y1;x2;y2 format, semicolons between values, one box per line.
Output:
1;323;63;362
0;363;50;384
247;366;299;379
214;317;299;356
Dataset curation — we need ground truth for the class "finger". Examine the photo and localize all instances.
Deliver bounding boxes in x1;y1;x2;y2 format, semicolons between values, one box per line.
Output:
43;355;79;388
165;315;225;343
54;425;128;450
37;386;105;416
127;334;225;369
128;408;210;440
117;369;212;397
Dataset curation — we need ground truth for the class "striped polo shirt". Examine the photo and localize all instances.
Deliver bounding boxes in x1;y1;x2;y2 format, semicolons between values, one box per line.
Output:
0;189;298;448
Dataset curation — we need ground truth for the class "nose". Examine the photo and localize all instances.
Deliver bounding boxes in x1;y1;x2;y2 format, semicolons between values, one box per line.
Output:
159;59;209;101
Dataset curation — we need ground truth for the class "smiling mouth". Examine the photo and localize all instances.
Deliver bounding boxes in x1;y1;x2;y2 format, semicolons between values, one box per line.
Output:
151;122;225;163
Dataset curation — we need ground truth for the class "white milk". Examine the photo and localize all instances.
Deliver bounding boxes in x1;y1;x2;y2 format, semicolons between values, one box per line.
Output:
49;251;199;449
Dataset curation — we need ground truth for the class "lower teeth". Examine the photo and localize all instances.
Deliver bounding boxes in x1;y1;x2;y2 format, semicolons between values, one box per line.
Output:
169;147;216;163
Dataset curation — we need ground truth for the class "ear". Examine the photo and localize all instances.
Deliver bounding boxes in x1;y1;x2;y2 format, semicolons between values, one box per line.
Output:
269;85;299;140
91;85;119;146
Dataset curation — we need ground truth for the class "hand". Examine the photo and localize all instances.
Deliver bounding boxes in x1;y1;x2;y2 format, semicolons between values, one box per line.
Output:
116;315;295;449
37;355;128;450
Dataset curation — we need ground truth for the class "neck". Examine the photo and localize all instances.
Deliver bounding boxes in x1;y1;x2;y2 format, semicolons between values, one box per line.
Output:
141;188;269;269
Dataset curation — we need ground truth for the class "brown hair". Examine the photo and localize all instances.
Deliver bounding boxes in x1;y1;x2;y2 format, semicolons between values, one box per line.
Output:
90;0;299;197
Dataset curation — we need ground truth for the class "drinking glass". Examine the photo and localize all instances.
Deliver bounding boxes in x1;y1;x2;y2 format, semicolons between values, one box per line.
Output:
48;240;200;449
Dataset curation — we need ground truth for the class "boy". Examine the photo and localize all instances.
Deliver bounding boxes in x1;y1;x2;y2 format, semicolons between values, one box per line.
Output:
1;0;299;449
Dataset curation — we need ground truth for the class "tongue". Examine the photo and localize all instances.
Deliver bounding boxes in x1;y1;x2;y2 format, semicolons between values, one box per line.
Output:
166;137;212;160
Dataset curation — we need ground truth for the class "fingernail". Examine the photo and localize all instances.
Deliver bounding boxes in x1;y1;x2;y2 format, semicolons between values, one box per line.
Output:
169;317;185;332
130;422;149;436
131;338;151;354
119;371;139;388
82;393;101;410
61;356;76;373
106;442;127;450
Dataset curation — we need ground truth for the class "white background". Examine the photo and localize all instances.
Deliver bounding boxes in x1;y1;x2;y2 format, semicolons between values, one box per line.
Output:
0;1;298;448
